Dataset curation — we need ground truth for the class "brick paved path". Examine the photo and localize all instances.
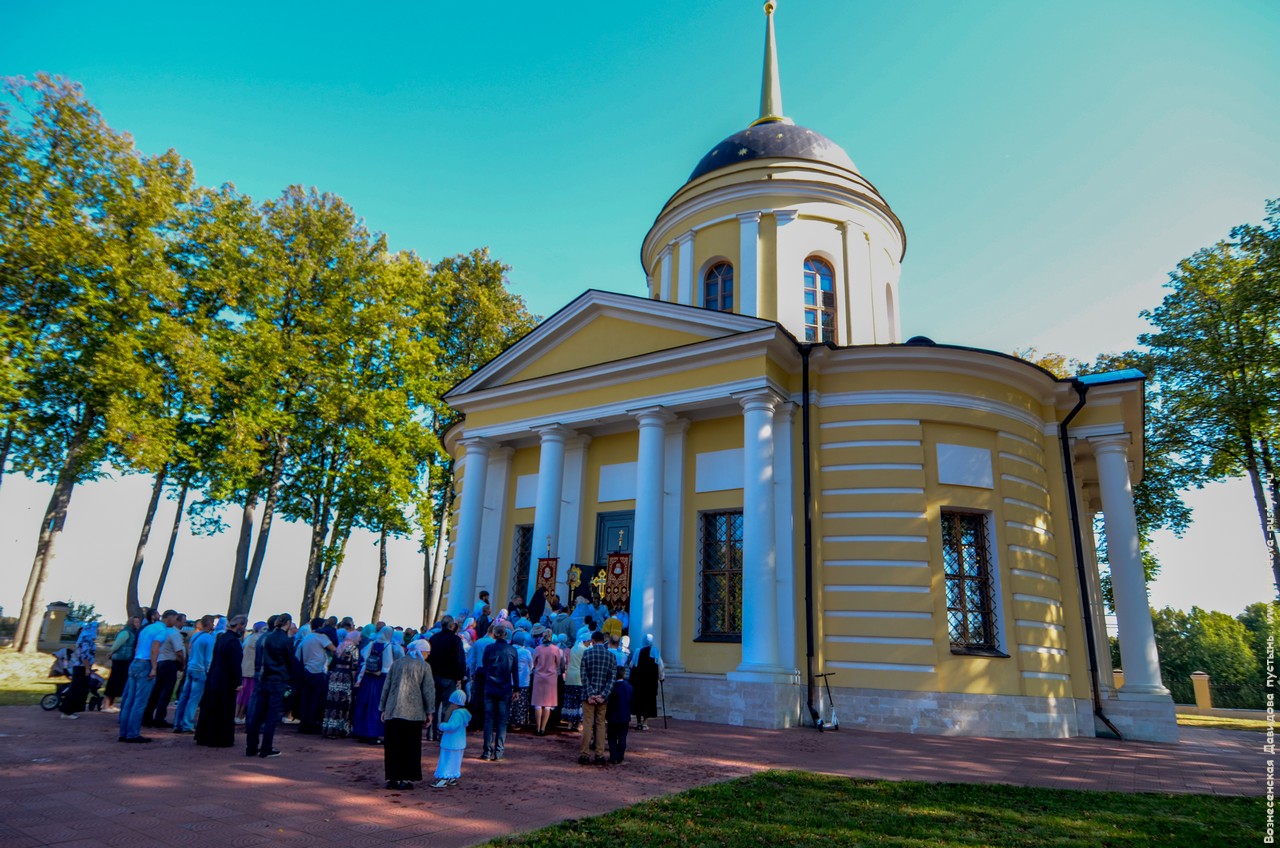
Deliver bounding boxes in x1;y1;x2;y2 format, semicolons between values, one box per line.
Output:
0;705;1260;847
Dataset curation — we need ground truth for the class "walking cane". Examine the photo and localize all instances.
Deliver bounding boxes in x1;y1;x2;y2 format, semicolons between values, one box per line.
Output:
659;677;668;729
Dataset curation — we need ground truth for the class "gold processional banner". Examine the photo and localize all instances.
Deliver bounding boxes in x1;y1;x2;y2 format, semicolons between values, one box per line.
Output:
603;552;632;609
536;557;559;599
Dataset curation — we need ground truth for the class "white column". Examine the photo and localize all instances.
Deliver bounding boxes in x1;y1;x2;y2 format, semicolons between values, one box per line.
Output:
731;389;787;678
1091;435;1168;696
661;418;690;671
446;437;492;617
737;212;761;317
773;401;797;674
630;407;674;642
659;245;673;303
556;435;591;601
475;445;514;601
840;221;873;344
529;425;573;584
676;231;695;306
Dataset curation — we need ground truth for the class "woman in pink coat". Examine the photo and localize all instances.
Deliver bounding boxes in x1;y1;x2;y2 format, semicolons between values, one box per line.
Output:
530;629;564;736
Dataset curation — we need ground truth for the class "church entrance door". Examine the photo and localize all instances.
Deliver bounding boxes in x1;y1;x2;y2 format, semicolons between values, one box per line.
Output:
573;511;633;607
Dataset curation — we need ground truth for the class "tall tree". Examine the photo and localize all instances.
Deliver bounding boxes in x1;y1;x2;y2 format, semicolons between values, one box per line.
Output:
2;76;194;651
420;249;537;626
1140;201;1280;591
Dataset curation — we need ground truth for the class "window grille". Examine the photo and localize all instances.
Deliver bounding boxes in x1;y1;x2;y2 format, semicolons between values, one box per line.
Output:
941;511;998;651
697;510;743;640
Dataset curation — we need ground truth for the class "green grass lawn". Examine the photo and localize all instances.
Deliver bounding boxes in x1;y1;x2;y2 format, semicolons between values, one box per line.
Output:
0;646;71;706
1178;713;1271;732
484;771;1254;848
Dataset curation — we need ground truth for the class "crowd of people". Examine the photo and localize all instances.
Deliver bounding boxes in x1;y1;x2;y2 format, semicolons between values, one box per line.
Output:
60;588;666;791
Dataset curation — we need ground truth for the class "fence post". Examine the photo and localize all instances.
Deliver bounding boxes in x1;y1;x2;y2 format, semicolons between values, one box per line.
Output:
1112;669;1124;692
1190;671;1212;710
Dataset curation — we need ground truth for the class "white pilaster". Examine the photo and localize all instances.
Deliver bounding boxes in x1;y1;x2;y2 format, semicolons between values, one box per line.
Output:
773;401;798;674
475;445;513;602
840;221;874;344
446;437;492;617
630;407;674;642
737;212;761;318
730;389;788;679
1091;435;1168;697
661;418;690;671
659;245;673;303
556;435;591;601
676;231;695;306
773;210;804;340
529;425;573;586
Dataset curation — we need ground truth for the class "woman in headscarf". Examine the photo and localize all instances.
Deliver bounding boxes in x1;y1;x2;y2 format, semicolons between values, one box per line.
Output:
562;630;590;732
104;615;141;711
531;629;564;736
569;596;591;633
353;626;400;742
629;633;664;731
379;639;435;790
509;630;534;730
322;628;362;738
60;621;98;718
196;615;246;747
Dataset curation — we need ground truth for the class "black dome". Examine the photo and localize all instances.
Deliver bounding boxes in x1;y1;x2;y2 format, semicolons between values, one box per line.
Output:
688;121;857;182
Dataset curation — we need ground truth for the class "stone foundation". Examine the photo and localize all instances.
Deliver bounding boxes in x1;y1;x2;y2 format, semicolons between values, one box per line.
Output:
660;672;1181;740
1095;691;1179;743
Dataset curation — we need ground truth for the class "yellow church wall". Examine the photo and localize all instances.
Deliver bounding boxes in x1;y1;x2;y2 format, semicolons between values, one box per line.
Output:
758;214;778;321
577;431;638;566
679;415;745;674
505;316;718;383
692;220;739;306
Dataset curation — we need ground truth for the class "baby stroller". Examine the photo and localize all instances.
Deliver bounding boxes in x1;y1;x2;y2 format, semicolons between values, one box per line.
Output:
40;666;104;711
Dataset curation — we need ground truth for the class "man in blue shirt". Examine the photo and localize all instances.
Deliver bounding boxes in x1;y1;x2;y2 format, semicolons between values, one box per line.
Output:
173;615;217;733
117;609;178;743
480;627;519;761
295;617;334;733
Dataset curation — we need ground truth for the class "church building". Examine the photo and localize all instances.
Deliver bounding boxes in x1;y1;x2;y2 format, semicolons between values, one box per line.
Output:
440;3;1176;742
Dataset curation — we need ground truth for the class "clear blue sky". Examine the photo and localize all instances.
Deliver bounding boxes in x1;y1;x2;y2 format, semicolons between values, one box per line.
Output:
2;0;1277;625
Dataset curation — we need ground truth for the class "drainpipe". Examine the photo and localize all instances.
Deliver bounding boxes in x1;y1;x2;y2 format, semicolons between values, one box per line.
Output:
799;343;821;728
1060;378;1122;740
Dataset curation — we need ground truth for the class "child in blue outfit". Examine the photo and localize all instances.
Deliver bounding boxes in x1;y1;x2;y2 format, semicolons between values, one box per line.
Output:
431;689;471;788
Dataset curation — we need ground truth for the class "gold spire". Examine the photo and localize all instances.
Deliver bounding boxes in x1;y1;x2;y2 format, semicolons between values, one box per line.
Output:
751;1;793;127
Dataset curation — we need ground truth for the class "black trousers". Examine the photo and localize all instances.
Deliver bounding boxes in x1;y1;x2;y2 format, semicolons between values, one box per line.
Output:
246;679;287;756
383;719;424;782
298;671;327;733
144;660;179;725
607;721;629;764
61;666;89;715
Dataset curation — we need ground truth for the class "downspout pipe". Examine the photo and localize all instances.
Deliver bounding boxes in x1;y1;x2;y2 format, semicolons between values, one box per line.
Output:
799;343;821;728
1060;378;1122;740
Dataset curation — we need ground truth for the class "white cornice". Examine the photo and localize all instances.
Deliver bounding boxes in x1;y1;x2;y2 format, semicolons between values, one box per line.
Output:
450;326;784;413
460;375;789;442
816;389;1046;431
643;178;904;266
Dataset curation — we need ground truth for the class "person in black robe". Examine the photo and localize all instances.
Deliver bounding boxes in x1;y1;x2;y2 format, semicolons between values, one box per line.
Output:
628;634;663;731
527;588;547;625
195;615;246;748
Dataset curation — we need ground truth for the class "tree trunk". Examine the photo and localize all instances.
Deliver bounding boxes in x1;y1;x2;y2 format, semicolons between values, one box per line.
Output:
227;493;258;616
126;464;169;618
150;482;188;611
372;525;388;624
317;522;351;618
15;412;93;652
300;467;335;624
424;485;453;628
241;440;288;617
0;417;14;494
1244;442;1280;594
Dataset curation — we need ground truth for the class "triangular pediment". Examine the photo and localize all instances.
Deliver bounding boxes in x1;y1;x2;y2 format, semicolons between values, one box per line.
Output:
446;289;776;398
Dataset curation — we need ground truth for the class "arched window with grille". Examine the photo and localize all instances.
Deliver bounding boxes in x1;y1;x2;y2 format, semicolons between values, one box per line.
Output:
703;262;734;312
803;257;835;343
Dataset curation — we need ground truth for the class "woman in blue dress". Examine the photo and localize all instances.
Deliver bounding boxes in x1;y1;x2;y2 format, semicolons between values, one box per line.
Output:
352;626;402;742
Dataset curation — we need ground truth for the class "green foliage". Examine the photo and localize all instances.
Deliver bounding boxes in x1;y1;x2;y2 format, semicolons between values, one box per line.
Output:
485;770;1252;848
1151;605;1258;705
1139;200;1280;589
65;599;101;623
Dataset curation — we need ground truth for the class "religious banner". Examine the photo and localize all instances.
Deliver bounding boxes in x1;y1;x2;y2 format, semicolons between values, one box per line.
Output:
536;557;559;599
603;552;632;609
